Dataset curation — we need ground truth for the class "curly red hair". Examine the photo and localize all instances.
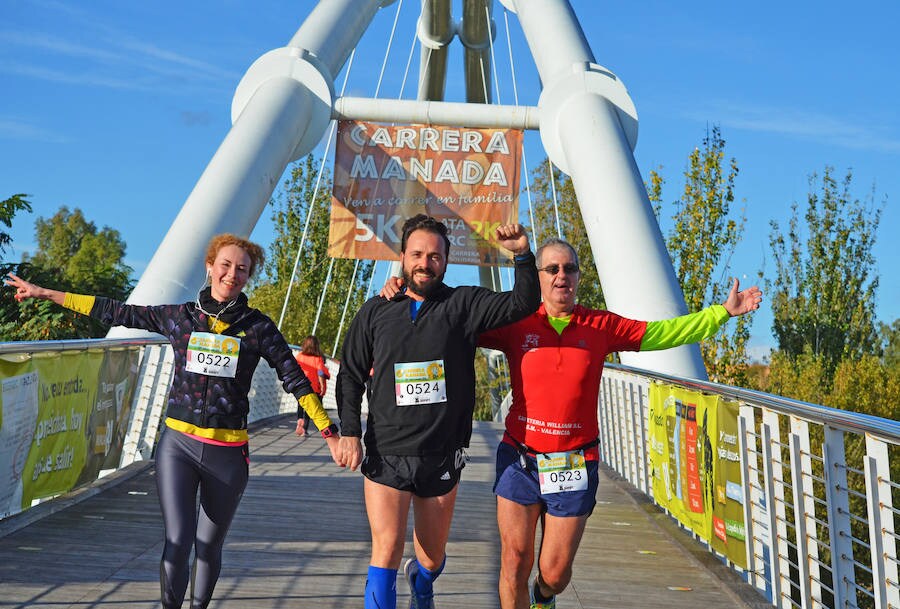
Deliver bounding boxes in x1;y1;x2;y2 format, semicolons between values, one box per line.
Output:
205;234;265;277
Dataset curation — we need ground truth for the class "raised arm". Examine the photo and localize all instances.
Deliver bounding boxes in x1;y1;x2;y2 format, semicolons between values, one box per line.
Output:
494;223;530;256
638;278;763;352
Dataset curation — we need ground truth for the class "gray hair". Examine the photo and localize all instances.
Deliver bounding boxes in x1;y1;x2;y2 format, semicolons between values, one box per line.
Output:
535;238;579;268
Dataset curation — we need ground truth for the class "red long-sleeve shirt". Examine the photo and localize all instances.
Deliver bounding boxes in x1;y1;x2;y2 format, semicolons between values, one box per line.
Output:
479;302;730;459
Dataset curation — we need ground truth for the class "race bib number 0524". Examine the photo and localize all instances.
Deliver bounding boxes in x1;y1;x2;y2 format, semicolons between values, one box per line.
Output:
394;359;447;406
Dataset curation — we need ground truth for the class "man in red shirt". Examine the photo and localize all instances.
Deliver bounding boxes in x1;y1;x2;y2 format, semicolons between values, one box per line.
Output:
478;238;762;609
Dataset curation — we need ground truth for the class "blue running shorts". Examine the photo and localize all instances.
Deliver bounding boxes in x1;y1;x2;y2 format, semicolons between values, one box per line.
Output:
493;441;599;517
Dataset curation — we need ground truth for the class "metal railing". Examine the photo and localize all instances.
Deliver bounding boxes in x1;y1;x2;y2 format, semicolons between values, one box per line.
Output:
600;363;900;609
0;338;337;499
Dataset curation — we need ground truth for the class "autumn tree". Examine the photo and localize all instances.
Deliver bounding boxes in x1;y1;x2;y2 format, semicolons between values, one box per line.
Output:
249;155;374;353
647;126;752;384
767;167;881;379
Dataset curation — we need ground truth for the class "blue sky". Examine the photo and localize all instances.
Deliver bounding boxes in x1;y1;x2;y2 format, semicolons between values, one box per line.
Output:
2;0;898;358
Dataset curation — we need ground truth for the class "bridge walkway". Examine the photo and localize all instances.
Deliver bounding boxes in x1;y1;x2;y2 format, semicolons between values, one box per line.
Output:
0;416;768;608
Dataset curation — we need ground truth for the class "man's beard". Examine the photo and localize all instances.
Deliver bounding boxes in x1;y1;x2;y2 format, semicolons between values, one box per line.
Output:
403;267;444;299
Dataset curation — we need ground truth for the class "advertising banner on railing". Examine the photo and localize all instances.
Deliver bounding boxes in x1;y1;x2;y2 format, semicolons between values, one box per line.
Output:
648;383;746;568
328;120;522;266
0;348;140;518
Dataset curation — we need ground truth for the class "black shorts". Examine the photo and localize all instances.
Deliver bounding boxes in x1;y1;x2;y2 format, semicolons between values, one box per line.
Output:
362;448;467;497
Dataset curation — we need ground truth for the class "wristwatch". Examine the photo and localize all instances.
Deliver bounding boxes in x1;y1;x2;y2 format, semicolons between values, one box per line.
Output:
320;423;339;439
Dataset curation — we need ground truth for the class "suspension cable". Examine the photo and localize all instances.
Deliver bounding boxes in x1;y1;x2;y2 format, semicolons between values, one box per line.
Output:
307;0;408;334
503;9;537;247
399;24;423;98
374;0;404;98
364;258;380;298
486;5;502;104
332;258;361;356
311;257;336;336
486;5;513;290
548;158;562;238
378;12;424;290
276;48;358;329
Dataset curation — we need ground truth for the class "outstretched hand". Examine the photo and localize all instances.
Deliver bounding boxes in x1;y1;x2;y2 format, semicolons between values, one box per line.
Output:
722;278;763;317
5;273;52;303
494;224;530;256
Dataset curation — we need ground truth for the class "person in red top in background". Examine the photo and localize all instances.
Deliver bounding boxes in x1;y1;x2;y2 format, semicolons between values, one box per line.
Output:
295;335;330;436
479;238;762;609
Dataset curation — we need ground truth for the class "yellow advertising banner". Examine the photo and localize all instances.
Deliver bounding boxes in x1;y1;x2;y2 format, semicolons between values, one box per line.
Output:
648;383;747;568
0;348;140;517
328;120;523;266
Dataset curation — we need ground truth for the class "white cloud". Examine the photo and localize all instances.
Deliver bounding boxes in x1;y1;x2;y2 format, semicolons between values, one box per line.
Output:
684;101;900;154
0;19;240;94
0;118;68;143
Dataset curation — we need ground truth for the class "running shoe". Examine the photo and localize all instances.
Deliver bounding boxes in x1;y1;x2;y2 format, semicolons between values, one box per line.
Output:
403;558;435;609
529;587;556;609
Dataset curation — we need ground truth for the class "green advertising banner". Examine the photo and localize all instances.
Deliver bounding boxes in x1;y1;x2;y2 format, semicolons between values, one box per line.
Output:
648;382;746;568
22;351;104;506
0;347;141;517
77;349;140;486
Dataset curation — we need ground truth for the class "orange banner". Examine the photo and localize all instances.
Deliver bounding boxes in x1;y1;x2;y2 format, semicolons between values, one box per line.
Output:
328;120;522;266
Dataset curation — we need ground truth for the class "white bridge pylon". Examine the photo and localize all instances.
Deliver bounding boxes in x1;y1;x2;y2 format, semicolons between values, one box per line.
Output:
112;0;707;380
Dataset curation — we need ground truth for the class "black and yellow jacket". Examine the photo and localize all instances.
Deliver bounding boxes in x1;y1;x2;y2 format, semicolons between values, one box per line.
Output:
64;289;331;442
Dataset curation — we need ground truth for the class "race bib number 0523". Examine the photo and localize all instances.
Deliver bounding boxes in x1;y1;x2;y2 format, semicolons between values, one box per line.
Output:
537;450;588;494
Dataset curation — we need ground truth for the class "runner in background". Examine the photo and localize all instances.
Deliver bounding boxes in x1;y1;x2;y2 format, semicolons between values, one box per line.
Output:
295;335;330;435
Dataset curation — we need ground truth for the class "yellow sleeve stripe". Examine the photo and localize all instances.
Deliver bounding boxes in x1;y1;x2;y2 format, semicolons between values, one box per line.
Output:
298;392;333;431
165;417;250;443
62;293;96;316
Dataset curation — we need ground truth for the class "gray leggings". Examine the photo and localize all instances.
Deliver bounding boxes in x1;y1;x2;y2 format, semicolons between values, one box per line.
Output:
155;428;249;609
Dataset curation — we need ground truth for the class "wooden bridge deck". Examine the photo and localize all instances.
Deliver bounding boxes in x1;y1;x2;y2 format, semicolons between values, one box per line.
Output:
0;416;769;608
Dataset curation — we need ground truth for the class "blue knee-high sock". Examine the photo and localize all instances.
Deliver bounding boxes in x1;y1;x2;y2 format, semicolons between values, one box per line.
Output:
365;565;397;609
412;557;445;597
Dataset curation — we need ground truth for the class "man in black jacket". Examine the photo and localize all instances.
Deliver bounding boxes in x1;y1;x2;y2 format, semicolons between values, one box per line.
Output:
337;214;539;609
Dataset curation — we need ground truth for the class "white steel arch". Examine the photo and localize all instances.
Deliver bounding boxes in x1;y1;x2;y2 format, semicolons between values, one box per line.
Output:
114;0;707;381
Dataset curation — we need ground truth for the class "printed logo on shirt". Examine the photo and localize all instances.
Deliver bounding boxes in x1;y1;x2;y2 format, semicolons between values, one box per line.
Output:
522;333;540;351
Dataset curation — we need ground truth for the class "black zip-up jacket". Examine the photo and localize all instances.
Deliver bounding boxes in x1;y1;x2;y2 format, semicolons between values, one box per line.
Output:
337;252;539;456
90;297;315;430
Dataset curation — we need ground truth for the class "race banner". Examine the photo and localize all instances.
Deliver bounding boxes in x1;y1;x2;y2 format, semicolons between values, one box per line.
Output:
328;120;523;266
648;382;747;568
0;347;140;518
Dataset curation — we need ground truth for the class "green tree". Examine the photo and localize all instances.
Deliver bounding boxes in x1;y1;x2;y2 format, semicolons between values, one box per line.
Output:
1;207;133;340
0;193;33;259
526;160;605;309
249;155;374;353
647;126;751;385
768;167;881;378
878;319;900;371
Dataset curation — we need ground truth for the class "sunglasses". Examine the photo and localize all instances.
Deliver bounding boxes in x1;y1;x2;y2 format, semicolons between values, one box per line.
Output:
538;263;580;275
